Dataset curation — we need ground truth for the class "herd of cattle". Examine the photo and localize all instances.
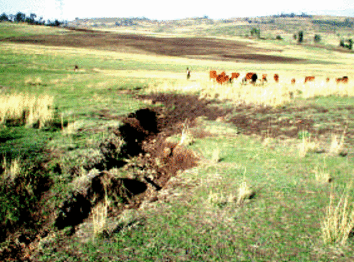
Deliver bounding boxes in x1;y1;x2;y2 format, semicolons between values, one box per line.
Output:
209;70;349;85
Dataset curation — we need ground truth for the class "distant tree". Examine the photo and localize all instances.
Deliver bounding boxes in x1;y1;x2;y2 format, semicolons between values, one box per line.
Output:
340;39;345;47
276;35;283;40
250;28;260;38
53;20;61;26
293;33;297;40
349;39;353;50
25;13;37;24
14;12;26;22
0;12;9;22
298;31;304;43
314;34;321;43
46;19;62;26
30;13;37;23
38;17;45;25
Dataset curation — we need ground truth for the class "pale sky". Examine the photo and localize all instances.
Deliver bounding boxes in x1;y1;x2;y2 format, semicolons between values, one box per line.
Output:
1;0;354;21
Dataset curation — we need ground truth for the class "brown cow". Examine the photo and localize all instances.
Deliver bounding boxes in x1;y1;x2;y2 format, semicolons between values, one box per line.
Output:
216;72;230;84
291;78;296;84
262;74;267;82
210;70;217;81
243;72;257;83
326;77;330;82
216;74;224;84
245;72;255;80
231;72;240;79
274;74;279;83
336;76;349;84
304;76;315;83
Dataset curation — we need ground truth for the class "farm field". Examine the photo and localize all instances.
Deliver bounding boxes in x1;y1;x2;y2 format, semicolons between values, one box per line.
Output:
1;22;354;261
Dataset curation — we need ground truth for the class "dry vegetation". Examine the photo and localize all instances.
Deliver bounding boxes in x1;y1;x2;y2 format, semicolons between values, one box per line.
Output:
0;93;54;128
322;186;354;245
0;157;21;184
144;78;354;107
2;20;354;261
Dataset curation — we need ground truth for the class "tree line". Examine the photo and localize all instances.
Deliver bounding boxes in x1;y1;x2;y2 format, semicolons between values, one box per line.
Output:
249;27;352;50
0;11;64;26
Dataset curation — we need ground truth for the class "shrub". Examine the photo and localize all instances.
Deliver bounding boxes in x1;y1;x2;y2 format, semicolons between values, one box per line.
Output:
314;34;321;43
298;31;304;43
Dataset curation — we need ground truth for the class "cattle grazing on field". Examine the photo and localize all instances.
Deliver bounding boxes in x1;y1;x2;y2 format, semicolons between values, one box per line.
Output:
242;72;257;84
210;70;217;81
326;77;330;82
336;76;349;84
245;72;255;80
231;72;240;80
274;74;279;83
216;72;230;84
262;74;267;82
251;73;258;83
304;76;315;83
291;78;296;84
74;65;79;71
216;74;224;84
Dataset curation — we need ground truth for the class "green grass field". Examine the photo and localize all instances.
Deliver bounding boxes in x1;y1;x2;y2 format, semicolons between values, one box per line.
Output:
1;22;354;261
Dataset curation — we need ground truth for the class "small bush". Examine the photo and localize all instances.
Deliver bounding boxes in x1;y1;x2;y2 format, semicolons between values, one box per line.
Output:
314;34;321;43
298;130;311;140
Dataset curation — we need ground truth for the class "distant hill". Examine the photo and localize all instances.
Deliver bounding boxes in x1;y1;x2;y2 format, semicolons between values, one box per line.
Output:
66;15;354;51
68;15;354;36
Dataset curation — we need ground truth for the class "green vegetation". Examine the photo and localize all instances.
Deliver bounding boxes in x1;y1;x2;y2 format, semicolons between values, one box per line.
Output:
1;21;354;261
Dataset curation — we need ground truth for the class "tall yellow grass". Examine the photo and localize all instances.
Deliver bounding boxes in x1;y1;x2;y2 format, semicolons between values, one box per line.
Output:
321;187;354;245
144;78;354;107
0;93;54;128
1;156;21;184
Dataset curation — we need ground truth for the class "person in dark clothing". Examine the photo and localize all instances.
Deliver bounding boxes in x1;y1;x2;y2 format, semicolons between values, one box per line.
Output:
187;67;191;80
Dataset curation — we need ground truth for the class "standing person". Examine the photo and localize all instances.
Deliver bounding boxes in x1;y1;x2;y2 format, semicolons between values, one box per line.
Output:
187;67;191;80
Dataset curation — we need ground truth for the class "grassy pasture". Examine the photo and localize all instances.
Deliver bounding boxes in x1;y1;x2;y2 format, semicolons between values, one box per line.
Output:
1;23;354;261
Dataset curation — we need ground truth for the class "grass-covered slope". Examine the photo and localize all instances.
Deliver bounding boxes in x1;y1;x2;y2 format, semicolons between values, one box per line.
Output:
0;23;354;261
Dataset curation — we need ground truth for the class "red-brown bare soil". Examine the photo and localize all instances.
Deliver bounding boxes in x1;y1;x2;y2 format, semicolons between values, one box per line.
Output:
1;28;307;63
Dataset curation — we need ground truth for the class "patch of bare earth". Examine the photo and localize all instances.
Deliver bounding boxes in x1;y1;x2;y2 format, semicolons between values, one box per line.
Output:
1;29;308;63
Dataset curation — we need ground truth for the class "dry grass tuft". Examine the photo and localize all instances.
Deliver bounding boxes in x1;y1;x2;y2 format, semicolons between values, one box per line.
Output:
25;77;43;86
92;201;108;239
179;120;194;146
321;187;354;245
1;157;21;184
314;166;332;183
0;93;54;128
237;180;254;205
328;131;346;156
298;136;319;157
210;147;221;163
